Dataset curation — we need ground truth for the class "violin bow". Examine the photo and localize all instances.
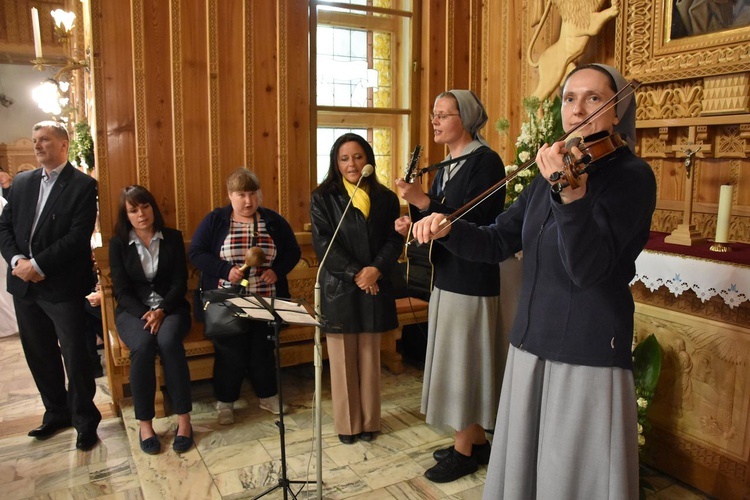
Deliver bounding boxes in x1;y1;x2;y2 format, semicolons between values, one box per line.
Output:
405;79;641;247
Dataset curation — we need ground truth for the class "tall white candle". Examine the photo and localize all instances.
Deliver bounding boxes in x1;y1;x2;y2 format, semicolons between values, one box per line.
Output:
31;7;43;59
715;184;733;243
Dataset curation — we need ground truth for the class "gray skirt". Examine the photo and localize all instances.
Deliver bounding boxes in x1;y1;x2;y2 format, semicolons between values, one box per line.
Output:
483;345;639;500
421;287;504;430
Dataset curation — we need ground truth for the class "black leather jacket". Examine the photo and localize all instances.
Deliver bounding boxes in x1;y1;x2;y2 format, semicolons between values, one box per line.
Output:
310;183;402;334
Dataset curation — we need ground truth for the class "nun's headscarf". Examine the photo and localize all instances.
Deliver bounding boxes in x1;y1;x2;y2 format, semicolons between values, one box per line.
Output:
590;64;636;151
444;90;489;146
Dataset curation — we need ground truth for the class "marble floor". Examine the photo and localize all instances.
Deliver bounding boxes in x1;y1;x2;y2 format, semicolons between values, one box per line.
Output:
0;333;713;499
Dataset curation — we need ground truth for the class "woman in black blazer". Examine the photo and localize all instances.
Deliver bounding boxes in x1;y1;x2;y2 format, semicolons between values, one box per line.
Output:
109;185;193;454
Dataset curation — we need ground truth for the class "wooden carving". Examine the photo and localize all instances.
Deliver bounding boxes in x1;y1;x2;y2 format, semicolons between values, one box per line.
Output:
528;0;621;99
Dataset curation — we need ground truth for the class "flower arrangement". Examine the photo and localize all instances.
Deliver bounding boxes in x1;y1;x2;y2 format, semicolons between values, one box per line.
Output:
633;333;662;451
495;96;564;209
633;333;662;496
69;121;95;171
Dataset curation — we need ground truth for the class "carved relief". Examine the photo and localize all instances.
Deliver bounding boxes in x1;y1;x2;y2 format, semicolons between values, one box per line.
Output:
636;81;703;120
170;0;187;231
132;0;148;187
702;73;750;116
715;126;748;158
634;304;750;461
527;0;620;100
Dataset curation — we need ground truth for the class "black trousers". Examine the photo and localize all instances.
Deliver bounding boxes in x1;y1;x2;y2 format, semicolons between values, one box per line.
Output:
211;320;277;402
14;295;101;433
116;309;192;421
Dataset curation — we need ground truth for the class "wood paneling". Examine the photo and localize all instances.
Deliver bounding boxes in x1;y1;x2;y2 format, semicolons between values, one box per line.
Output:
91;0;312;239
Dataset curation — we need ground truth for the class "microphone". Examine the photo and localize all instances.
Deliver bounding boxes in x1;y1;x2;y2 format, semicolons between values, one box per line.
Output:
311;161;372;496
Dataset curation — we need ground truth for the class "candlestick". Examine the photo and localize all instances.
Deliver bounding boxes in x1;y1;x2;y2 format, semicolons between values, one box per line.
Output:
31;7;43;59
711;184;733;252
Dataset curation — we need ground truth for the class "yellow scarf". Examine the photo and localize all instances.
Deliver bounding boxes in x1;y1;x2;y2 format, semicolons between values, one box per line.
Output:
343;179;370;219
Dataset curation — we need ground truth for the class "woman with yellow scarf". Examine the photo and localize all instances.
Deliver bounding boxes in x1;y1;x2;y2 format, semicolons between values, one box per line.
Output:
310;133;403;445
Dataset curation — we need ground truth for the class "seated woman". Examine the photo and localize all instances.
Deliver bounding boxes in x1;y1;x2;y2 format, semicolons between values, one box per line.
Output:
189;167;301;424
109;185;193;454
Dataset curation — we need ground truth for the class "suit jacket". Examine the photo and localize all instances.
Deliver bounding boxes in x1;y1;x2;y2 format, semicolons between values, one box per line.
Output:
0;163;97;301
109;227;190;319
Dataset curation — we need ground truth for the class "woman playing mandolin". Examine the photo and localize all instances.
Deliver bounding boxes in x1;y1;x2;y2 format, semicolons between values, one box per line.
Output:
412;64;656;500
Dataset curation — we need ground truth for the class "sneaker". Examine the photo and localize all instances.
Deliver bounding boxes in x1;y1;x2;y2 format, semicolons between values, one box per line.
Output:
216;401;234;425
259;395;287;415
424;448;478;483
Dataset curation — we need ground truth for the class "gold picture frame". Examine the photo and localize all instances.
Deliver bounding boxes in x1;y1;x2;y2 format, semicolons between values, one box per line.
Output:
616;0;750;83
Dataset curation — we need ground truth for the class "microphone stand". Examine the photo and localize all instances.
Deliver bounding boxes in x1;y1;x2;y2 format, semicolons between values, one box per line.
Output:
313;165;373;499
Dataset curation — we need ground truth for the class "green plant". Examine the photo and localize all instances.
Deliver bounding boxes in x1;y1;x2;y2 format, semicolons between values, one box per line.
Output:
69;121;95;171
495;95;564;209
633;333;662;498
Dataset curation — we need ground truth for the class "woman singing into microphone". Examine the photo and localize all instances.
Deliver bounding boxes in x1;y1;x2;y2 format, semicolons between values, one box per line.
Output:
310;133;403;444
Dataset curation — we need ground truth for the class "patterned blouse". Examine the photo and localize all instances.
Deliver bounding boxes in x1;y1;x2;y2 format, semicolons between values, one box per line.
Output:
218;213;277;297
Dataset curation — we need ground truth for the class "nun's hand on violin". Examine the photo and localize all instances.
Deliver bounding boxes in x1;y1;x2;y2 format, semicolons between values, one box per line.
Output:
412;213;450;244
536;141;588;204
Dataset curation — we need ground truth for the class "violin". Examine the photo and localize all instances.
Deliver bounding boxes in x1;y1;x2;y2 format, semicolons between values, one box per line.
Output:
405;78;640;247
548;131;628;193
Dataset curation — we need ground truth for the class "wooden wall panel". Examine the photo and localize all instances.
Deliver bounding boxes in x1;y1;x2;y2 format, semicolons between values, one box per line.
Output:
216;0;245;176
95;0;136;239
141;0;176;225
175;0;209;234
250;1;279;210
276;0;310;229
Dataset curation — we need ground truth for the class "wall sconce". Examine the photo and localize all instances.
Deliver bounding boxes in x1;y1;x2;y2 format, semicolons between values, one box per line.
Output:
30;7;88;82
30;7;88;117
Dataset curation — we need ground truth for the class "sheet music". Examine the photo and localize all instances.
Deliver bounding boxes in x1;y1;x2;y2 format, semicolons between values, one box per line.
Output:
226;296;320;326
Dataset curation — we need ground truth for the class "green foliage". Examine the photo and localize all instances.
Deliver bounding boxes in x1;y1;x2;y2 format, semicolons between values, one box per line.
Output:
633;333;662;497
495;95;564;209
69;121;95;171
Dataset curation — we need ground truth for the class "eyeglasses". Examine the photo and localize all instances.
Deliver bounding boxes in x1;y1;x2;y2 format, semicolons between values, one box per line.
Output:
430;113;460;121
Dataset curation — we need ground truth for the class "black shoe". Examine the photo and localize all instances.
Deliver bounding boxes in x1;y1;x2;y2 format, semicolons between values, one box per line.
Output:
433;442;492;465
358;431;375;442
139;430;161;455
424;448;478;483
28;420;72;439
472;441;491;464
76;430;99;451
172;426;194;453
338;434;356;445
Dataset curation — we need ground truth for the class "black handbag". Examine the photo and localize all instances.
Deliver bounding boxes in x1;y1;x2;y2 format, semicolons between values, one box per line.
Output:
200;286;251;338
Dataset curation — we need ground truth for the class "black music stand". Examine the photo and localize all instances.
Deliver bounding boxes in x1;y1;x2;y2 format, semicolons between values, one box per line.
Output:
232;293;317;500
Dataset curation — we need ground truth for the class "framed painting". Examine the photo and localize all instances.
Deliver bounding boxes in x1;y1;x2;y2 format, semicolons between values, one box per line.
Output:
616;0;750;83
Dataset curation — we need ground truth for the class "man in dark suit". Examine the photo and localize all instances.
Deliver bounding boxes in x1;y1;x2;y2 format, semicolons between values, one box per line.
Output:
0;121;101;451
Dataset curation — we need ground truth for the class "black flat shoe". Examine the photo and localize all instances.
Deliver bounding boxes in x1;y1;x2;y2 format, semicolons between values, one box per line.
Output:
172;426;193;453
424;448;478;483
433;442;491;465
28;420;72;439
139;430;161;455
76;430;99;451
358;431;375;442
338;434;356;445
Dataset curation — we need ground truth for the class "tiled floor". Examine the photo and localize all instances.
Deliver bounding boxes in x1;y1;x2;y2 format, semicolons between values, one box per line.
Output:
0;333;713;499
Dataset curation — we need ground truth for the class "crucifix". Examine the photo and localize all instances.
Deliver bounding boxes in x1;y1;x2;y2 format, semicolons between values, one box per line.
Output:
664;128;709;246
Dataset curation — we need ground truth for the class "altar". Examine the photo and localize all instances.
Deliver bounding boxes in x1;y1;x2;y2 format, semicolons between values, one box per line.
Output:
630;233;750;498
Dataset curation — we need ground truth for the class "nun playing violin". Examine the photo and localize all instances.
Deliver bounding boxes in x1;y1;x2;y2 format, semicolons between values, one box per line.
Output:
411;64;656;500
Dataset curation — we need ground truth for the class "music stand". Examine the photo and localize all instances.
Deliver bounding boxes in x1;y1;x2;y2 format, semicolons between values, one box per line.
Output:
228;293;319;500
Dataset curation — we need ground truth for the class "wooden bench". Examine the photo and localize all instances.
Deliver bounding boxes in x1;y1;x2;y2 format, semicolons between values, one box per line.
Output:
94;234;428;416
